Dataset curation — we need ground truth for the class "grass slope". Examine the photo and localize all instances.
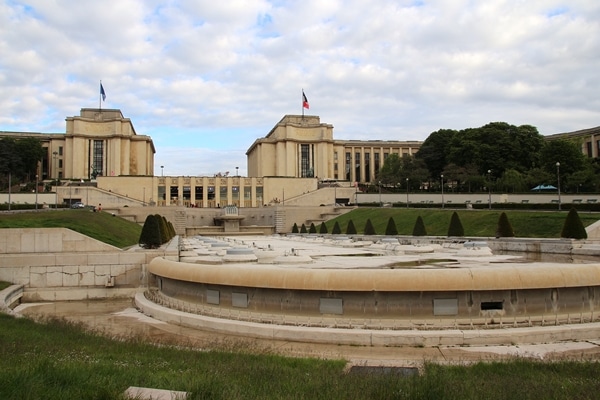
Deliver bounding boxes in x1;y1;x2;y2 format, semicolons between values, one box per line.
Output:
0;210;141;248
322;208;599;238
0;313;599;399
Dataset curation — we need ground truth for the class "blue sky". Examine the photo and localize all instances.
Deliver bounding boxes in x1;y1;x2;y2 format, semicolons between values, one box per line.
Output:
1;0;599;176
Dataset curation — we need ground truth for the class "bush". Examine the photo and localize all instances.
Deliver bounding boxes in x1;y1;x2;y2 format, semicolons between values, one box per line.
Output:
139;214;161;249
309;223;317;233
447;212;464;237
561;208;588;239
496;212;515;237
332;221;342;234
300;224;308;233
346;220;357;234
364;219;376;235
412;216;427;236
385;217;398;236
291;223;299;233
319;223;328;234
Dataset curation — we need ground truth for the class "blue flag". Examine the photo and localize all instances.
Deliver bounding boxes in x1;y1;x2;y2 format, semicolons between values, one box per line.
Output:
100;83;106;101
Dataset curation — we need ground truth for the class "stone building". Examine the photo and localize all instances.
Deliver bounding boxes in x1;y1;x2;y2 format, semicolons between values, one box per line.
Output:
246;115;422;184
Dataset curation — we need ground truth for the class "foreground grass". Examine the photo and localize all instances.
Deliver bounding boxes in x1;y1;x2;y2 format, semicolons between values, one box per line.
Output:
1;313;599;399
0;210;142;248
323;208;599;238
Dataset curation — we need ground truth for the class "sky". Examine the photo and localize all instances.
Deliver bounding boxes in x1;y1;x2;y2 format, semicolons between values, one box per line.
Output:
1;1;599;177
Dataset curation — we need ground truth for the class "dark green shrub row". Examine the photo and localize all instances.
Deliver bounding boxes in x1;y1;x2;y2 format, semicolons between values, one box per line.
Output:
139;214;176;248
291;208;586;239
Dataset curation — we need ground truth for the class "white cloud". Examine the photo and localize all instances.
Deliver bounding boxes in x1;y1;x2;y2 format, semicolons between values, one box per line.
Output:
1;0;599;176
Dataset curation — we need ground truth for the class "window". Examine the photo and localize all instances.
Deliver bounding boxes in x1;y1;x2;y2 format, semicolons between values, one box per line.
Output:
374;152;380;177
195;186;203;201
92;140;103;176
300;144;311;177
364;152;370;182
58;146;63;156
345;152;351;181
355;152;361;182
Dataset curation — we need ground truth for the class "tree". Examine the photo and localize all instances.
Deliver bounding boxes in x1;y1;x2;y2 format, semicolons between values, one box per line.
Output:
319;222;328;234
447;212;464;237
496;212;515;238
139;214;161;249
561;208;587;239
376;154;402;185
385;217;398;235
412;216;427;236
364;219;376;235
291;223;299;233
309;223;317;233
332;221;342;234
346;220;357;235
300;224;307;233
416;129;457;178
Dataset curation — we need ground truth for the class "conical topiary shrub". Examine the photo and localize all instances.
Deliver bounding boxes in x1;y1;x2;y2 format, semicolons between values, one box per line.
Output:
319;222;328;234
364;219;376;235
309;222;317;233
412;216;427;236
496;212;515;238
332;221;342;234
561;208;588;239
385;217;398;235
291;223;299;233
300;223;308;233
447;211;465;237
346;219;357;234
139;214;161;249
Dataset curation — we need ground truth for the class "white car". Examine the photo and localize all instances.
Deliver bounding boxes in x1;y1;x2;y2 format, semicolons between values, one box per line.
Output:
71;202;85;209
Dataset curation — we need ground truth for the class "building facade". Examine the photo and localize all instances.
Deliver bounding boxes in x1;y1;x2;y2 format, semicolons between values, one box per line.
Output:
246;115;422;184
0;108;155;181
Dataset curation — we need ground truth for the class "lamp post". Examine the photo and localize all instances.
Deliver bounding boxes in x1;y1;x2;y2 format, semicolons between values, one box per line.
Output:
161;165;164;177
378;181;382;207
236;166;239;177
487;169;492;210
441;174;444;208
8;171;11;211
406;178;409;208
53;151;58;208
35;174;39;210
556;162;561;211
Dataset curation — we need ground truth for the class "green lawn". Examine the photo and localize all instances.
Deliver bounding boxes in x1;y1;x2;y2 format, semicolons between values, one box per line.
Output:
320;208;599;238
1;313;599;399
0;210;142;248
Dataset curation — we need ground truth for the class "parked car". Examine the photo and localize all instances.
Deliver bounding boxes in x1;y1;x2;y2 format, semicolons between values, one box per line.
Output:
71;202;85;209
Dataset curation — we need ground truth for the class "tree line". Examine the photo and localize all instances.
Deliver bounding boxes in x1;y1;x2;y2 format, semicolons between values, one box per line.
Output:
377;122;599;193
0;137;45;191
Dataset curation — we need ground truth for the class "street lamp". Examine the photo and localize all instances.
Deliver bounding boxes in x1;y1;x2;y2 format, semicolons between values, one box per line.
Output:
406;178;409;208
236;166;239;177
161;165;164;177
487;169;492;210
556;162;561;211
53;151;58;208
35;174;39;210
378;181;382;207
441;174;444;208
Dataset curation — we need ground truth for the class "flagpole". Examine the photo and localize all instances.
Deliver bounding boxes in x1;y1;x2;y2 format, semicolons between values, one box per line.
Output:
301;89;304;118
99;80;102;111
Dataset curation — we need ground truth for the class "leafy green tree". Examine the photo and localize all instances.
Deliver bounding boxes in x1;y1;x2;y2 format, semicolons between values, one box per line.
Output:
447;212;465;237
139;214;161;249
300;224;307;233
385;217;398;235
497;169;526;193
376;154;402;185
496;212;515;238
291;223;299;233
309;223;317;233
319;222;328;234
417;129;457;178
14;137;45;181
363;219;376;235
412;216;427;236
332;221;342;234
346;220;357;234
561;208;587;239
